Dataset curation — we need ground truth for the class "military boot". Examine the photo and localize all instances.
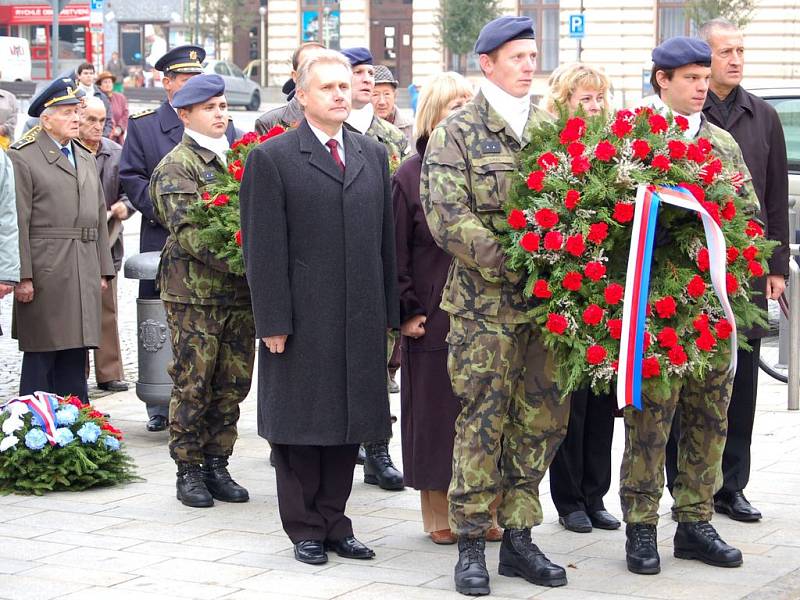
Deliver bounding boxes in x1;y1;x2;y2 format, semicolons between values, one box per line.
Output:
625;523;660;574
202;456;250;502
674;521;742;567
363;440;404;490
176;463;213;508
498;528;567;587
454;537;490;596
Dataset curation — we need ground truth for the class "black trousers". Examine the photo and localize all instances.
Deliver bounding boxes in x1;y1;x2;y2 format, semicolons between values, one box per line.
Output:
272;443;359;543
549;390;616;515
20;348;89;403
666;340;759;497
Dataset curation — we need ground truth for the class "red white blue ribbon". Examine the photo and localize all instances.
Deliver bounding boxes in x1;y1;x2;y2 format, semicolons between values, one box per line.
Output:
0;392;61;444
617;185;738;410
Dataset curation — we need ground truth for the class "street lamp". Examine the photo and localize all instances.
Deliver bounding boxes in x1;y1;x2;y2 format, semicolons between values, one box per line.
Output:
258;5;267;89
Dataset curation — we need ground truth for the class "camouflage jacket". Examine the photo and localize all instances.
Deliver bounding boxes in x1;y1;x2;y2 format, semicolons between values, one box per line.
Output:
150;134;251;306
355;115;409;161
421;91;553;324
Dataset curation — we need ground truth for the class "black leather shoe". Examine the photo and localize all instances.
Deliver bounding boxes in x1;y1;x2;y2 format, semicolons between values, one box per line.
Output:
356;445;366;465
294;540;327;565
363;440;404;490
146;414;167;432
98;380;129;392
674;521;743;567
625;523;660;574
714;491;762;522
589;509;621;530
498;528;567;587
455;537;490;596
559;511;592;533
325;536;375;559
202;456;249;502
176;463;213;508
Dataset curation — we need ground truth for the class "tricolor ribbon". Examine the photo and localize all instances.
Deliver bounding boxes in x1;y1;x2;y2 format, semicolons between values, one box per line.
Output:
0;391;61;444
617;185;738;410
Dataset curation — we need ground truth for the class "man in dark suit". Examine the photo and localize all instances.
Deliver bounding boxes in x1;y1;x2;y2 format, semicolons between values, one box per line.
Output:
240;50;399;566
119;44;238;432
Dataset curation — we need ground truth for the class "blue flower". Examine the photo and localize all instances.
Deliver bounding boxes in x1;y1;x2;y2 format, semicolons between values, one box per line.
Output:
76;422;101;444
103;436;120;451
55;405;79;427
24;428;48;451
54;427;74;447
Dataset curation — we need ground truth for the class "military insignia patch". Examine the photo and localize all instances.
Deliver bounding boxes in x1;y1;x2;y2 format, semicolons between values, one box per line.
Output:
480;140;502;154
131;108;157;120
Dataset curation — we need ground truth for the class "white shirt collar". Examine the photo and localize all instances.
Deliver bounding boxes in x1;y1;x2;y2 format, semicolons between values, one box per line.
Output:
307;120;345;164
480;77;532;140
643;94;703;140
346;103;374;135
184;128;230;165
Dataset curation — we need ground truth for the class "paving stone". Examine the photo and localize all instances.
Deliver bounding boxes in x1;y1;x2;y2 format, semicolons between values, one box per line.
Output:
235;569;370;598
39;546;164;573
130;557;263;585
21;564;139;587
0;536;75;561
115;575;242;599
0;574;88;600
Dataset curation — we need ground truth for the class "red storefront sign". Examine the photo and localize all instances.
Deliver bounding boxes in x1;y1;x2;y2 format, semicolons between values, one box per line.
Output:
0;4;90;24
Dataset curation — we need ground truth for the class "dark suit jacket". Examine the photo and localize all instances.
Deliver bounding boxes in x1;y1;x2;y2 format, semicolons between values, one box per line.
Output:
240;119;399;446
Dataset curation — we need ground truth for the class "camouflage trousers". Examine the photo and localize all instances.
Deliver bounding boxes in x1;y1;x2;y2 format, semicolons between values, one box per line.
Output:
163;301;256;464
446;315;569;537
620;365;733;524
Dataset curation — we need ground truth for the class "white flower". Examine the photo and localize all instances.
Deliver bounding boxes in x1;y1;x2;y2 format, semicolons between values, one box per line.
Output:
0;435;19;452
2;415;24;435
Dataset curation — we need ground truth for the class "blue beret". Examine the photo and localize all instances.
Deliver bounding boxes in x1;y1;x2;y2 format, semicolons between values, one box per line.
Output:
154;44;206;73
652;36;711;69
172;74;225;109
341;47;373;67
474;16;535;55
28;77;82;117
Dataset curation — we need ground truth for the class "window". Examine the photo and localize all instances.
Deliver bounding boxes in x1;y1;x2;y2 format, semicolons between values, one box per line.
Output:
519;0;559;73
301;0;341;50
763;96;800;173
214;62;231;76
657;0;694;44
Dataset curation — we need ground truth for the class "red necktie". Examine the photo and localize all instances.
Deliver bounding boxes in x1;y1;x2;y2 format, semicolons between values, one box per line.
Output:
325;139;345;173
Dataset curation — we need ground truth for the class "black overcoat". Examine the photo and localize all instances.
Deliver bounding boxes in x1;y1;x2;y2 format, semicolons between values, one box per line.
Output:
240;119;400;446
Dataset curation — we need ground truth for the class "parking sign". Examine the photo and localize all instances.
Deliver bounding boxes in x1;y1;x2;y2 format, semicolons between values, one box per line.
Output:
90;0;103;11
569;14;585;39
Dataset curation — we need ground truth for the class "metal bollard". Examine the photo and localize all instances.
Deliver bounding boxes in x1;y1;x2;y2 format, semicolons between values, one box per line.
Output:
788;244;800;410
124;252;173;408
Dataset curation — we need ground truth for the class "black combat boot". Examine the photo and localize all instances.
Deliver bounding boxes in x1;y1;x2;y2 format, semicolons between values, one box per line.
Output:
674;521;743;567
498;528;567;587
202;456;250;502
176;462;213;508
363;440;404;490
625;523;660;574
454;537;490;596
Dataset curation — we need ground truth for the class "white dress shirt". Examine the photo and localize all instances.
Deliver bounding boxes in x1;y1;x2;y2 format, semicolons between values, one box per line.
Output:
307;121;346;165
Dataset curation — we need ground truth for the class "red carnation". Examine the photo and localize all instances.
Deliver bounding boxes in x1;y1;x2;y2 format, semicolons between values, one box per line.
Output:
727;246;740;263
699;158;723;185
527;170;546;191
586;345;607;365
562;271;583;291
608;318;622;339
594;140;617;162
743;245;758;261
715;319;733;340
674;115;689;131
604;283;624;305
693;313;710;332
564;189;581;210
643;331;652;351
584;261;606;281
745;220;764;237
537;152;559;171
721;200;736;221
613;202;635;223
687;143;706;163
228;159;244;182
697;247;710;272
657;327;679;348
702;200;721;226
642;357;661;378
532;279;552;298
654;296;677;319
582;304;605;326
546;313;569;335
263;125;288;140
66;396;85;409
680;181;705;202
748;260;764;277
519;232;540;252
560;117;587;144
534;208;559;229
566;141;585;157
235;229;242;247
632;139;651;160
565;234;586;257
212;194;230;207
201;191;211;201
667;139;687;160
543;231;563;250
651;154;671;172
697;137;713;154
611;118;633;138
648;113;669;134
507;209;527;230
695;329;717;352
571;155;591;175
668;344;688;366
588;222;609;244
726;272;739;293
687;275;706;299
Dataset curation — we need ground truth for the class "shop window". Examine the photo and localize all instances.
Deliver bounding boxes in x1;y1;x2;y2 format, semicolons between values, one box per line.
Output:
657;0;694;44
519;0;559;73
301;0;340;49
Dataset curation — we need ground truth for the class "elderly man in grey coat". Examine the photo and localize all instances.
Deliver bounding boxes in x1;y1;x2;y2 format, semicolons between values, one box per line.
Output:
0;148;20;331
240;50;399;566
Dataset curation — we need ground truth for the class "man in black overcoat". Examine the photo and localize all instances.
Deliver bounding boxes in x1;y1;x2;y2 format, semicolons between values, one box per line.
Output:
240;50;399;566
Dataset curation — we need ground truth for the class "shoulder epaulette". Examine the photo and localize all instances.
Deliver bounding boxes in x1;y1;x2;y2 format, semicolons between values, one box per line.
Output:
9;136;35;150
130;108;157;120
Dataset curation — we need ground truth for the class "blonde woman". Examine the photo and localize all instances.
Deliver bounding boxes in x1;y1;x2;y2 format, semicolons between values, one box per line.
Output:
541;62;611;117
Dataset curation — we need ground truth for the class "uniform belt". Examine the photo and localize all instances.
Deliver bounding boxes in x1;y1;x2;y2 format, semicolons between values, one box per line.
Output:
29;227;98;242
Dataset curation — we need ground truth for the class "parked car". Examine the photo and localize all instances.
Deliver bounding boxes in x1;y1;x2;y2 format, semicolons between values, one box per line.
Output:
751;88;800;198
203;59;261;111
0;37;31;81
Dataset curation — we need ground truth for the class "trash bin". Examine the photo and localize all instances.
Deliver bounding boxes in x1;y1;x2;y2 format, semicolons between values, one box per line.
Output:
124;252;172;407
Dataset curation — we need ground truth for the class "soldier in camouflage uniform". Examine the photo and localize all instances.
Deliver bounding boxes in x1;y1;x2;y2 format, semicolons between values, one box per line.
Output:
621;36;759;576
150;74;255;508
421;17;569;596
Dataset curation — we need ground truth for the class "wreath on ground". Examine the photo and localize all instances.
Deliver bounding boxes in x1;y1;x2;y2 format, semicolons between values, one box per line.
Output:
0;393;137;495
502;107;777;399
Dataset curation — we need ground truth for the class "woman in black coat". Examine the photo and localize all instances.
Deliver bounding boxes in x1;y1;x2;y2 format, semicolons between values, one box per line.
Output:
393;72;502;545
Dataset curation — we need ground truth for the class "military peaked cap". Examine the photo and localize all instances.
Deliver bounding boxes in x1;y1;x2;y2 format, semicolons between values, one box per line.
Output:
28;77;82;117
154;44;206;74
172;74;225;109
474;16;535;55
652;36;712;69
